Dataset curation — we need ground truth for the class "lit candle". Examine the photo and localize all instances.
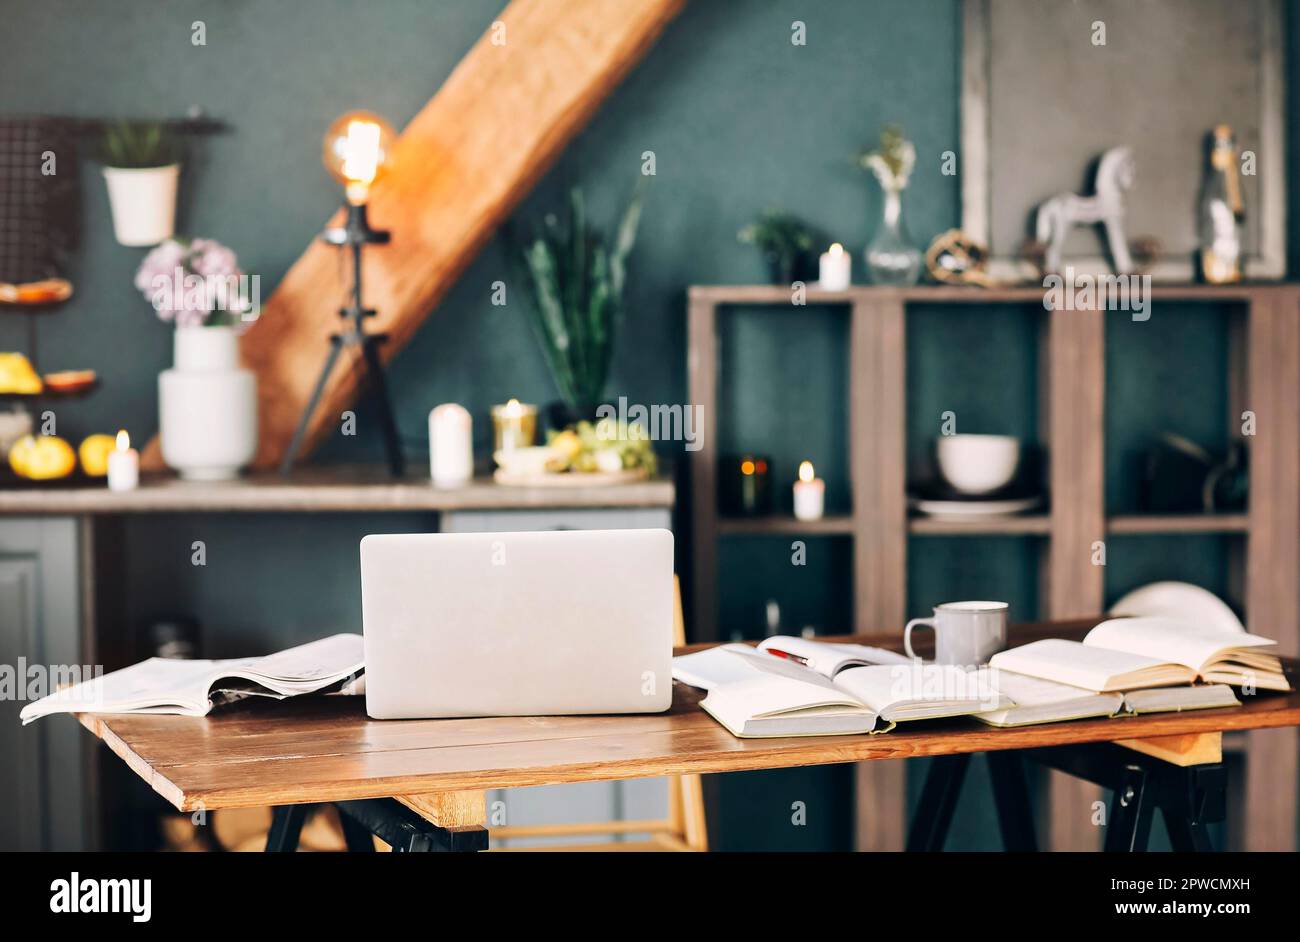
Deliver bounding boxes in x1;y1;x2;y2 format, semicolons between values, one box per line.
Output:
429;403;472;488
793;460;824;520
107;430;139;492
720;454;772;516
818;243;851;291
490;399;537;458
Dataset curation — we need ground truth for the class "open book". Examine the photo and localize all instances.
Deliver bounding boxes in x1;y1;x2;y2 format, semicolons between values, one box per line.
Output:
674;644;1007;738
671;636;910;691
988;616;1288;693
754;635;912;674
19;634;365;725
975;671;1240;728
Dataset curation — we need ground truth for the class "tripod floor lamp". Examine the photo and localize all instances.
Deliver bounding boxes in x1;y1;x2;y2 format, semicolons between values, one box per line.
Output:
280;110;406;477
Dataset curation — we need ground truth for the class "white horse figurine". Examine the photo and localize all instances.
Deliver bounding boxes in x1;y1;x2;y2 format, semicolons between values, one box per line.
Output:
1035;147;1136;274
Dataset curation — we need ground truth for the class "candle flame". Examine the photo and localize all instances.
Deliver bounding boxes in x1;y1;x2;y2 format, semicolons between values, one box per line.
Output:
829;243;844;255
740;459;755;476
115;429;130;451
799;460;815;482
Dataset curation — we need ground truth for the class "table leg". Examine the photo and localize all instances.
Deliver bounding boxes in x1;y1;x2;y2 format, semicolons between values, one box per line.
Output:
1164;813;1213;853
266;804;311;852
334;798;488;852
1027;742;1225;853
337;808;378;852
987;752;1038;852
906;754;971;852
1102;765;1154;853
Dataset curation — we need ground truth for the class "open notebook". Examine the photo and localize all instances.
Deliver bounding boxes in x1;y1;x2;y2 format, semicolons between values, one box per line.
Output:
19;634;365;724
988;616;1288;693
975;671;1240;728
674;643;1006;738
671;636;910;691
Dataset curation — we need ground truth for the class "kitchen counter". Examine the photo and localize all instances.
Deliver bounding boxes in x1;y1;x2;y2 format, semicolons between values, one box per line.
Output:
0;464;676;515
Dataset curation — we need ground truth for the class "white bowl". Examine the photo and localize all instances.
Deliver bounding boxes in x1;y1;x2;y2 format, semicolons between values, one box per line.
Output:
936;434;1020;495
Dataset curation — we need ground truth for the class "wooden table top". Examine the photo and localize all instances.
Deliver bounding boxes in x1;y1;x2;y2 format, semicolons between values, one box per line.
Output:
0;464;675;514
77;621;1300;812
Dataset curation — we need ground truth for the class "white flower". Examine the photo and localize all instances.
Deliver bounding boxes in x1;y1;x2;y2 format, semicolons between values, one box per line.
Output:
595;449;624;473
866;140;916;192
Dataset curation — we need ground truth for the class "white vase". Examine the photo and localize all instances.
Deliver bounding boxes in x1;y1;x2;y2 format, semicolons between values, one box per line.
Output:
159;326;257;480
102;164;180;246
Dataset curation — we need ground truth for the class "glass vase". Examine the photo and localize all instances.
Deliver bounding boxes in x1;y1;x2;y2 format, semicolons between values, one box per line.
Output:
865;188;922;286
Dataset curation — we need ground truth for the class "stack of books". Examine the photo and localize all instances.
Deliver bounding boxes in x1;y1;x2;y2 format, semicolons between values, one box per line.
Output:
672;617;1289;738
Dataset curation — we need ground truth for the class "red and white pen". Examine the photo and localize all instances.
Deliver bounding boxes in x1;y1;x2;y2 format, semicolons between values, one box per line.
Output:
765;648;811;667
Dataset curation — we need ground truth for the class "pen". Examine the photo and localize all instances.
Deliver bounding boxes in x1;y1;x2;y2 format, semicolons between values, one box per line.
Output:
765;648;811;667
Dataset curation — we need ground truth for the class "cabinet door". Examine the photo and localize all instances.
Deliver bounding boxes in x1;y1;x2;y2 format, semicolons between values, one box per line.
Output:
0;518;87;850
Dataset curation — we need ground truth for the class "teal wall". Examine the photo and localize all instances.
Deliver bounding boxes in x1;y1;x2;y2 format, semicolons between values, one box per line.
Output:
2;0;1289;850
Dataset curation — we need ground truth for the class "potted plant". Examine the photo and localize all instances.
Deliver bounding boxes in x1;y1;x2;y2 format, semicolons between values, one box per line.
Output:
512;184;644;430
100;121;182;246
737;210;817;285
135;238;258;480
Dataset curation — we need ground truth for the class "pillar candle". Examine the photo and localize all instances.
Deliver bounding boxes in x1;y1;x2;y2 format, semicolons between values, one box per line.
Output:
818;243;851;290
429;404;473;488
107;430;139;492
792;460;824;520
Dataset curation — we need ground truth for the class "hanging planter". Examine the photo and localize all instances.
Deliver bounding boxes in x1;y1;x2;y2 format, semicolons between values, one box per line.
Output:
98;122;182;247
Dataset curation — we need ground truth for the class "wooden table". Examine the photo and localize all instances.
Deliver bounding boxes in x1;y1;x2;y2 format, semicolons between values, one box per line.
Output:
77;623;1300;852
2;464;675;850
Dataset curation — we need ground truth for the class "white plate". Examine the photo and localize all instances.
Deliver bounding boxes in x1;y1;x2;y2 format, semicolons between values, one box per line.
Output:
909;495;1042;517
493;467;650;487
1108;581;1244;634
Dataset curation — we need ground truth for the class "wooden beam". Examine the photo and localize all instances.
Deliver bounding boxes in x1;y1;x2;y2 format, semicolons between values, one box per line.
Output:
1117;732;1222;768
1244;287;1300;850
143;0;685;470
397;790;485;828
850;297;907;635
1045;300;1106;851
849;296;907;852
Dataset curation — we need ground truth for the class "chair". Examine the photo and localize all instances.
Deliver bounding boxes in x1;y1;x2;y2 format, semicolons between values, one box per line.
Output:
489;576;708;851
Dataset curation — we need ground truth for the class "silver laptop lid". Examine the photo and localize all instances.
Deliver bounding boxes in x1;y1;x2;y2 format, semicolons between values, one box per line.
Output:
360;528;674;719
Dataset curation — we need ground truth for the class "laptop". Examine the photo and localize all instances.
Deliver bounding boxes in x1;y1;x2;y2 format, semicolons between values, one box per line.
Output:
360;528;675;719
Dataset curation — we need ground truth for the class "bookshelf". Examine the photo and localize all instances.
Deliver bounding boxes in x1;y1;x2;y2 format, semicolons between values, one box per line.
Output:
687;282;1300;852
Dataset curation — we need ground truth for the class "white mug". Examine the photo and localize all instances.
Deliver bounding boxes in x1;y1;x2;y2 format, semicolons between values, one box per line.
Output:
904;601;1009;666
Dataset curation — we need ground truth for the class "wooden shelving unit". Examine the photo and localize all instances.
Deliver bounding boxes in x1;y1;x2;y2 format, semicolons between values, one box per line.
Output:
909;514;1052;535
687;282;1300;853
717;514;854;535
1106;513;1250;535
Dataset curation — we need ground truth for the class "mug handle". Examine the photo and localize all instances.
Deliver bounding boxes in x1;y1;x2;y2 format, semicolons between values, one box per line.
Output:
903;617;935;660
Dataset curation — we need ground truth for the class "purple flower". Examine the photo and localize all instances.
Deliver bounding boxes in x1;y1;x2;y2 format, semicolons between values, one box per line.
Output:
134;239;186;294
189;239;241;278
135;236;247;328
